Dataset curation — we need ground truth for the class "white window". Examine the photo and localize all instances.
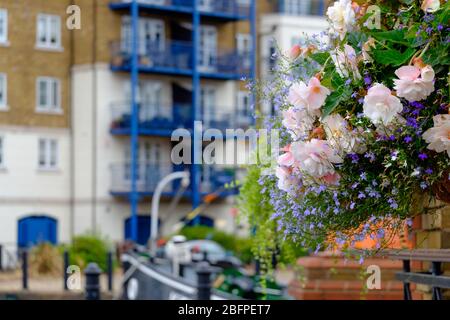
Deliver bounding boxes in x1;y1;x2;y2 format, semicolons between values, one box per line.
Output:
237;34;252;54
199;26;217;71
121;17;165;54
36;14;61;49
0;136;4;167
36;77;61;112
237;91;251;117
283;0;311;15
237;33;252;69
38;138;58;170
0;9;8;44
0;73;6;108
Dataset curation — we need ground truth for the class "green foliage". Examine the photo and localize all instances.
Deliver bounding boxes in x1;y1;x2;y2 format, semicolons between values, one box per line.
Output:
67;234;111;271
177;226;254;264
238;164;309;275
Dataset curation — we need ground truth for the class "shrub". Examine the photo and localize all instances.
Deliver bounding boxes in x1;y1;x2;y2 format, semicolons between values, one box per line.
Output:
68;234;111;271
30;242;62;276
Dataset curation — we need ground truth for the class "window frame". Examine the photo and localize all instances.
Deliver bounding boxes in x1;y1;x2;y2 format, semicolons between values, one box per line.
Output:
36;14;62;50
0;73;7;109
0;136;4;168
38;138;59;171
36;77;62;113
0;9;8;44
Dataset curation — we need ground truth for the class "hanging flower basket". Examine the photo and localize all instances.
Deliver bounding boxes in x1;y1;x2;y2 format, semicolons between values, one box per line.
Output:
239;0;450;260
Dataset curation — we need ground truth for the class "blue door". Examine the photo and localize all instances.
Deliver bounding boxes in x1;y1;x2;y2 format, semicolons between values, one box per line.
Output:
18;216;57;248
124;216;160;246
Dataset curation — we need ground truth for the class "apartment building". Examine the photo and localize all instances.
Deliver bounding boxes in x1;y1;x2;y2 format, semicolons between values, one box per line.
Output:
0;0;73;253
0;0;329;253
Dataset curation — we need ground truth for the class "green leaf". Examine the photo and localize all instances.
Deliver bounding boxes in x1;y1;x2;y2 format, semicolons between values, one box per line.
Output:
310;52;330;65
369;29;411;46
423;44;450;67
321;87;352;119
372;48;415;67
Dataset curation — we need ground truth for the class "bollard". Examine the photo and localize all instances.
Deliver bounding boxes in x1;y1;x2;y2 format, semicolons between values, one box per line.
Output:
63;250;69;291
84;263;102;300
196;262;219;300
107;251;113;292
179;263;185;278
22;250;28;290
0;244;3;271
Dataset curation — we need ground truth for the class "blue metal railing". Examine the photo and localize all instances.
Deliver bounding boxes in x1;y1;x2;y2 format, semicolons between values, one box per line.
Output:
110;162;242;195
202;109;252;131
117;0;250;16
111;102;252;132
111;40;251;77
111;102;191;131
277;0;327;16
112;40;193;71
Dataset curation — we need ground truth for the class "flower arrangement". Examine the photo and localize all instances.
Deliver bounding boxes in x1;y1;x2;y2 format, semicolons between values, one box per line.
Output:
241;0;449;261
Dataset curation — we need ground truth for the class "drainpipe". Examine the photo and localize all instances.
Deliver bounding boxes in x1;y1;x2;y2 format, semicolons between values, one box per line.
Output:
191;0;201;221
69;0;76;242
91;0;98;233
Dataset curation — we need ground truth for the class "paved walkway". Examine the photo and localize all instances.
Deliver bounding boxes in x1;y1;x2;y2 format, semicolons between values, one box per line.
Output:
0;270;123;298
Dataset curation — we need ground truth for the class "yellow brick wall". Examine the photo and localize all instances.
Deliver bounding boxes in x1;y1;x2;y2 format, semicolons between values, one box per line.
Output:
0;0;72;128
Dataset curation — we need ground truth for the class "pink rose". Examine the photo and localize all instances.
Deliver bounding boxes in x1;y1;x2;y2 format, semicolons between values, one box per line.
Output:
422;114;450;158
394;65;435;102
288;77;331;114
291;139;343;179
363;83;403;126
421;0;440;13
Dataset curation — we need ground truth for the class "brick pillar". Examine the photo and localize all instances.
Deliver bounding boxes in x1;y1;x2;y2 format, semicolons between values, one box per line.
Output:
413;198;450;299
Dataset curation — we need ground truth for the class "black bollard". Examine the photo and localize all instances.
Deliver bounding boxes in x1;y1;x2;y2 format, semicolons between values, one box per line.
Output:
196;262;219;300
63;250;69;291
107;251;113;292
84;263;102;300
22;250;28;290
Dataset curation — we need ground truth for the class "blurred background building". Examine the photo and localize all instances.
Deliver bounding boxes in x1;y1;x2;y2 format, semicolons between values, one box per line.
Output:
0;0;329;252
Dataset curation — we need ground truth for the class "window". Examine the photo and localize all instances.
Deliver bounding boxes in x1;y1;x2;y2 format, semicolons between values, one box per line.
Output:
0;9;8;44
36;77;61;112
0;73;6;108
0;136;4;167
121;17;165;55
281;0;311;15
38;138;58;170
36;14;61;49
238;91;251;117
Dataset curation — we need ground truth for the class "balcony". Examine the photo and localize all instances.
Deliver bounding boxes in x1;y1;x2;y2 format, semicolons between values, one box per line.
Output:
110;0;251;21
110;163;240;197
110;101;191;136
110;40;251;80
277;0;328;16
110;102;252;137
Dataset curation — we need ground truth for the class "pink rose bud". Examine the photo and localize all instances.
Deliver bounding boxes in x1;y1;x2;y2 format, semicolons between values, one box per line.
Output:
289;45;302;60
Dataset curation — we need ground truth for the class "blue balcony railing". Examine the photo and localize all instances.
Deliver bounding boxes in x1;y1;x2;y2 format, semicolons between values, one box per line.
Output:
115;0;250;17
111;40;193;73
110;162;241;196
277;0;327;16
111;101;252;134
111;40;251;78
202;110;252;132
111;102;191;133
